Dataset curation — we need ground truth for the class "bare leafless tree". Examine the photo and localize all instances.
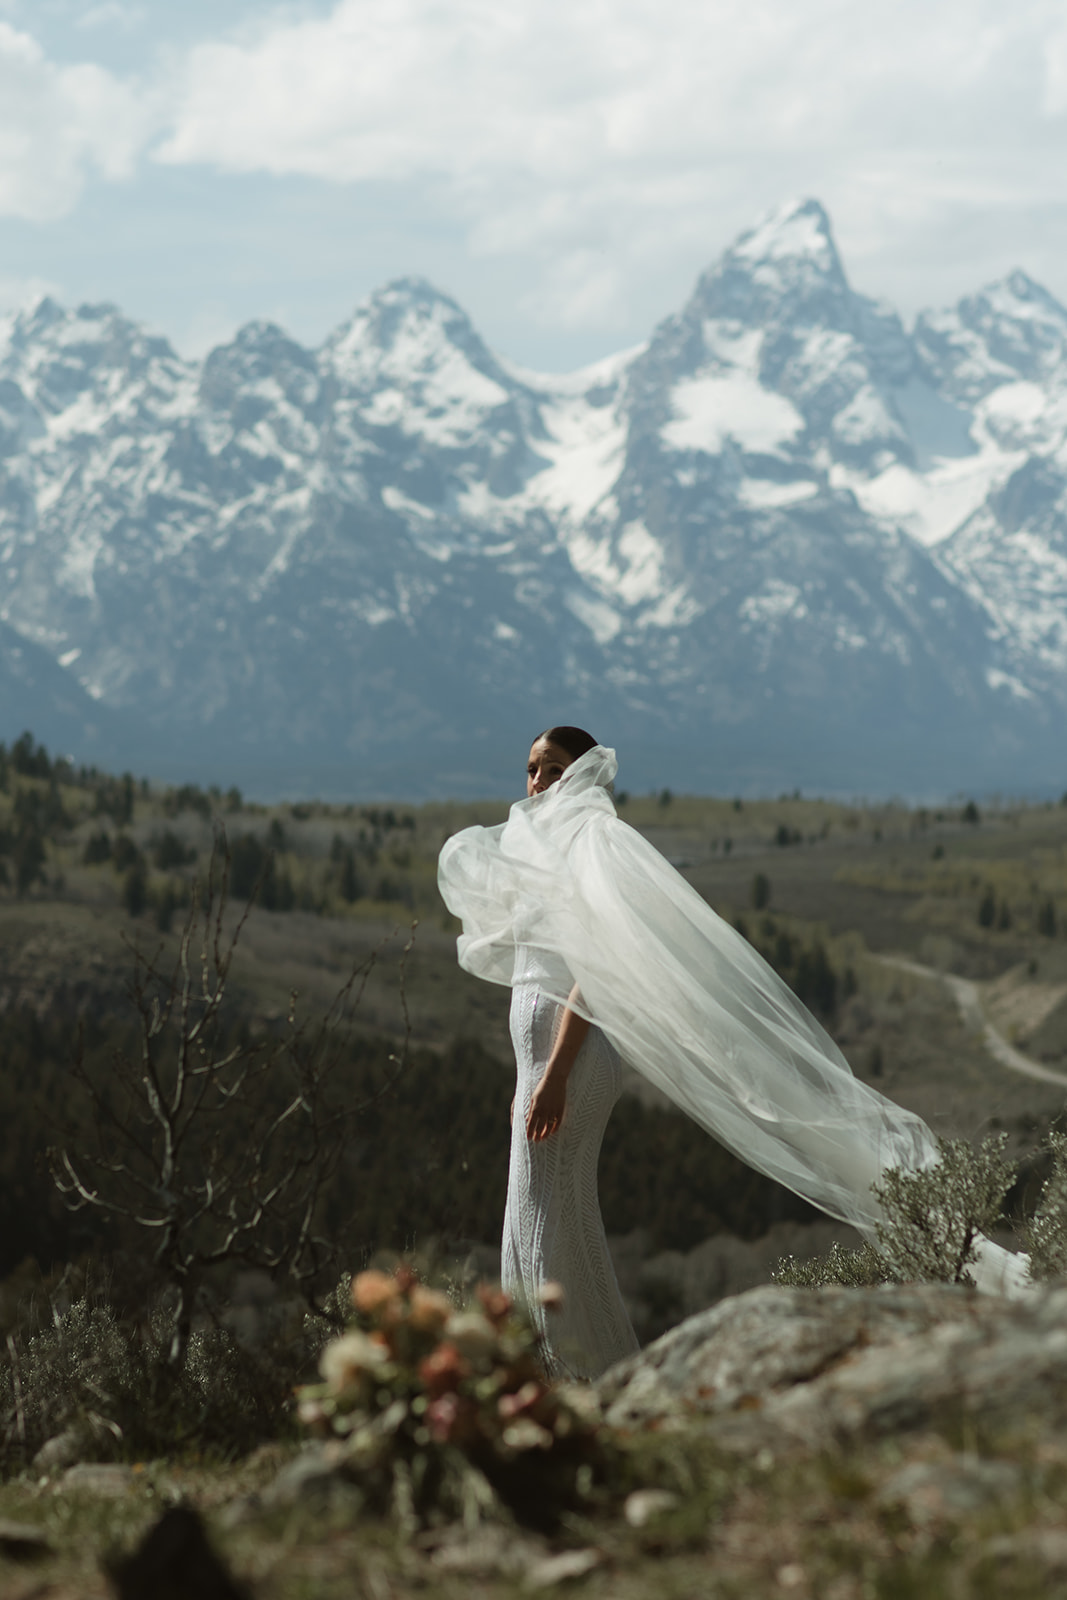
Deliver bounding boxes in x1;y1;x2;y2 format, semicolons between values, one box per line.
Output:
48;832;414;1366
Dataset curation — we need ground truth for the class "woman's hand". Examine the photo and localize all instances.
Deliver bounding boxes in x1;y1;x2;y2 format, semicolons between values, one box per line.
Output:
526;1068;568;1142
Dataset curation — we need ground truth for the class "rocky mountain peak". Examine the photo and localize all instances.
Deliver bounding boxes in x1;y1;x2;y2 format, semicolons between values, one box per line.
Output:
916;271;1067;403
199;321;319;416
690;197;850;330
324;276;509;395
0;199;1065;796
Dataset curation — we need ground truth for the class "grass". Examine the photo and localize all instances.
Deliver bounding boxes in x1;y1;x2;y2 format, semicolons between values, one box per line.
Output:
3;776;1067;1245
0;1416;1064;1598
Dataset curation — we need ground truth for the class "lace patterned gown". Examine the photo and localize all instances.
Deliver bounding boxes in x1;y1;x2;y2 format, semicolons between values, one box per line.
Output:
502;973;640;1381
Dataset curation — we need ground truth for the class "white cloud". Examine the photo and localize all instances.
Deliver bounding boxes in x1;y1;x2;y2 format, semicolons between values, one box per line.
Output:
5;1;1067;344
76;3;146;29
0;20;152;219
148;0;1067;327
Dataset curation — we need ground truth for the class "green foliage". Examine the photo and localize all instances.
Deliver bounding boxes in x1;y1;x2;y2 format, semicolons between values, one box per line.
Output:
977;887;996;928
111;833;140;873
872;1134;1017;1287
93;773;135;827
738;914;840;1016
82;828;112;865
10;731;53;781
1026;1132;1067;1281
961;800;981;825
152;879;181;933
121;861;147;917
600;1095;818;1248
776;1137;1021;1291
229;832;293;910
338;850;361;903
162;783;212;820
1037;898;1058;938
0;1291;305;1473
13;823;46;896
152;829;196;870
751;871;771;910
772;1240;896;1288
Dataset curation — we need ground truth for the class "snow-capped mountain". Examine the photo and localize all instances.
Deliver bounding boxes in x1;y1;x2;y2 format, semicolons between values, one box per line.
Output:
0;199;1064;798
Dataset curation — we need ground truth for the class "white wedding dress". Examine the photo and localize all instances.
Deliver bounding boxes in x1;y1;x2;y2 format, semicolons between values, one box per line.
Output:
439;745;1030;1379
503;956;640;1379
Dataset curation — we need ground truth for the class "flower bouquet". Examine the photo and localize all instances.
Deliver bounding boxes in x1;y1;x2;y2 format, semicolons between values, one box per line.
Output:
296;1267;607;1529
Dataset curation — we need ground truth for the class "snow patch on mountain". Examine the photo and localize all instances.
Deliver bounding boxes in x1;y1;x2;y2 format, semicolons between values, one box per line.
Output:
663;371;804;456
525;391;627;522
832;446;1025;547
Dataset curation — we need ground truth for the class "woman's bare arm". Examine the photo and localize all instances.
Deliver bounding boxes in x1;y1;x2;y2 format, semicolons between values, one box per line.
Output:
526;985;590;1142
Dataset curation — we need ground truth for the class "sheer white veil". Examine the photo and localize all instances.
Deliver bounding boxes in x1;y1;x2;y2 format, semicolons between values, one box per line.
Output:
438;745;1028;1294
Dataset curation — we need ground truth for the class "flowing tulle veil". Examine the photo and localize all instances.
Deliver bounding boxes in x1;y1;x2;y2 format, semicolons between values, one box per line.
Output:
438;745;1030;1296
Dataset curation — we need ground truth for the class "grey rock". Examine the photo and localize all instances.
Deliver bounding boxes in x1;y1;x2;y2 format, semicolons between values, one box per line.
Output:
31;1428;82;1473
598;1283;1067;1450
985;1528;1067;1571
877;1453;1022;1523
0;1517;51;1560
262;1442;360;1510
61;1462;136;1496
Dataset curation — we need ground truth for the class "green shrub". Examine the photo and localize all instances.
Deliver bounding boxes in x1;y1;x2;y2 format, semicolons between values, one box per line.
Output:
0;1291;309;1474
1027;1132;1067;1281
773;1136;1019;1290
872;1134;1016;1287
773;1240;895;1289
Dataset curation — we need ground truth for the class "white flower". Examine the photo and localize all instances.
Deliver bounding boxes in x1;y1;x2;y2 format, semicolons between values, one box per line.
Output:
443;1310;498;1361
320;1330;389;1392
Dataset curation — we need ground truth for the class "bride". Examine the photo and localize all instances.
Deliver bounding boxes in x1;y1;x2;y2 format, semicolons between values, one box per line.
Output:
437;727;1029;1379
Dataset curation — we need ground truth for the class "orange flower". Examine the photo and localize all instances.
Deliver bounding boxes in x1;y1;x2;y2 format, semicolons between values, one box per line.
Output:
409;1286;452;1335
418;1341;471;1398
351;1269;402;1317
476;1285;513;1327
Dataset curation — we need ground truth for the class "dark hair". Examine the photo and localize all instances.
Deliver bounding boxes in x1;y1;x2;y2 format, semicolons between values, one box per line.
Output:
535;725;598;761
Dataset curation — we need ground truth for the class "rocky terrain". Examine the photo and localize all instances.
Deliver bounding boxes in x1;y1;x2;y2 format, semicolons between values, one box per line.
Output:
4;1281;1065;1597
1;200;1066;797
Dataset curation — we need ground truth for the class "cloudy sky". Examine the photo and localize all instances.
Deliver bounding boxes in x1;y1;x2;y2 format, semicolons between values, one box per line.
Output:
3;0;1067;369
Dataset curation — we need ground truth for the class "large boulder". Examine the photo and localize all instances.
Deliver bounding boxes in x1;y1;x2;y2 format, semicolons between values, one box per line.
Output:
598;1283;1067;1450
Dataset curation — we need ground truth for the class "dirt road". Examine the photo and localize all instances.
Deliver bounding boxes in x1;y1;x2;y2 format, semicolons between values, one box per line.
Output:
876;956;1067;1089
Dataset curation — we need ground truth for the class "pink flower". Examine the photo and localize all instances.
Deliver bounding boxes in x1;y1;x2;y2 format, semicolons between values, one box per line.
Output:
418;1341;471;1398
498;1380;546;1421
425;1392;476;1444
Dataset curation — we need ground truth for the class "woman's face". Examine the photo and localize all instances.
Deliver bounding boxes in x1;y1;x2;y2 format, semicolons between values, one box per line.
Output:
526;738;574;797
